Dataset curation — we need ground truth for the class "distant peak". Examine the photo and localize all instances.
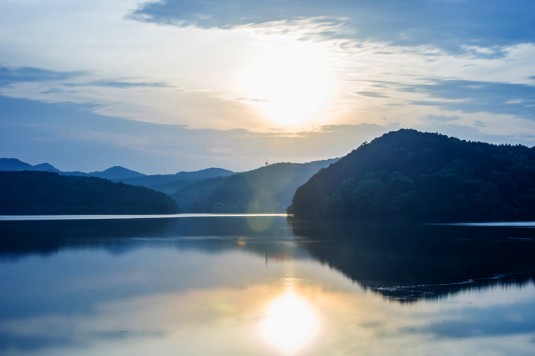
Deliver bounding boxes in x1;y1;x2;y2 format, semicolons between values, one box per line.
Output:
33;163;60;172
103;166;135;172
90;166;145;180
0;158;56;172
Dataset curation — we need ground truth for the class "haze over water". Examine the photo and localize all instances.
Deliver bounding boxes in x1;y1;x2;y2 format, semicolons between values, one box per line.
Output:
1;215;534;355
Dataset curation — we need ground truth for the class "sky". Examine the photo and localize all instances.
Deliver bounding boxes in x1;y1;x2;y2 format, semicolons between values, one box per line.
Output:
1;0;534;174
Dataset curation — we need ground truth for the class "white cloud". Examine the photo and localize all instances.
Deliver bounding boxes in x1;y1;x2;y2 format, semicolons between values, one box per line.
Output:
1;0;535;144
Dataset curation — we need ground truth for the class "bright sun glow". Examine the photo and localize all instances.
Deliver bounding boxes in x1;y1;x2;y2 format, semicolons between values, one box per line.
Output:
259;290;320;354
237;39;338;129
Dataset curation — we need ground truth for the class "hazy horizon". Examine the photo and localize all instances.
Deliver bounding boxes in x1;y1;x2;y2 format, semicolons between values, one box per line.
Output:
2;1;534;174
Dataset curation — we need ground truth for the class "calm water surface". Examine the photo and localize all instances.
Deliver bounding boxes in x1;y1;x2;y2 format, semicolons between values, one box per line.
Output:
1;215;535;355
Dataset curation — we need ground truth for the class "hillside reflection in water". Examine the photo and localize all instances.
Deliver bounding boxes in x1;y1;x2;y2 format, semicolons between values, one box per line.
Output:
0;216;534;355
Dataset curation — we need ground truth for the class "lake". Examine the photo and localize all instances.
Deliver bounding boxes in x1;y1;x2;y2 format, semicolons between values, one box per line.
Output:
1;215;535;355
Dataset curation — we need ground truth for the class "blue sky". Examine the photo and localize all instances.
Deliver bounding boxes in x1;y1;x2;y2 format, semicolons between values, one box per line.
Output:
1;0;534;173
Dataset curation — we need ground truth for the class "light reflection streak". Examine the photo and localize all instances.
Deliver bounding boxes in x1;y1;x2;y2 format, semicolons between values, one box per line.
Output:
259;277;320;354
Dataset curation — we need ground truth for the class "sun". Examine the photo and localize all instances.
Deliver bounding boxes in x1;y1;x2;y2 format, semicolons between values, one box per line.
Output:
237;39;338;129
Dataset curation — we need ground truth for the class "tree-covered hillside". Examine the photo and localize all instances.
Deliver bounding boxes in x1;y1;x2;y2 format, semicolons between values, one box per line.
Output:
175;159;337;213
0;171;178;214
291;129;535;221
120;167;234;187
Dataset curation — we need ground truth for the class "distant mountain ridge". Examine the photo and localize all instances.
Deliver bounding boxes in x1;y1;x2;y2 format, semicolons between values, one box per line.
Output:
0;158;144;178
0;158;60;172
0;158;233;182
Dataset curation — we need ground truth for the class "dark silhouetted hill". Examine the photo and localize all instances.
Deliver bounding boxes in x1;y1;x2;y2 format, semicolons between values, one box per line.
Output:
0;171;178;214
291;129;535;221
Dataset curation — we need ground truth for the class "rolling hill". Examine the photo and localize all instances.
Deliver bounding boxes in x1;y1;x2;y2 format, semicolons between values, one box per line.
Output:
172;159;337;213
119;167;234;187
0;171;178;214
291;129;535;221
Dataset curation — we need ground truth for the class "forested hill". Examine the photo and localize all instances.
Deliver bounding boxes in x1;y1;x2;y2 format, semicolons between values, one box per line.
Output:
0;171;178;214
177;159;337;213
290;129;535;221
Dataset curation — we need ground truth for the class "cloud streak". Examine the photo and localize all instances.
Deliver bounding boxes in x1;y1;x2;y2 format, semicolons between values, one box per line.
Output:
0;67;84;87
404;79;535;119
65;80;171;89
133;0;535;52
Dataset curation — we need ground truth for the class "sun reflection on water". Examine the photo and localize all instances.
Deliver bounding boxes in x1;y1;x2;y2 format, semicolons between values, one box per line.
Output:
259;288;320;355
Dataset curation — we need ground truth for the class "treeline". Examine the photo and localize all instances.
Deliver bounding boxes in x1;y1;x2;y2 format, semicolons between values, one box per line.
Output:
291;129;535;221
0;171;178;214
